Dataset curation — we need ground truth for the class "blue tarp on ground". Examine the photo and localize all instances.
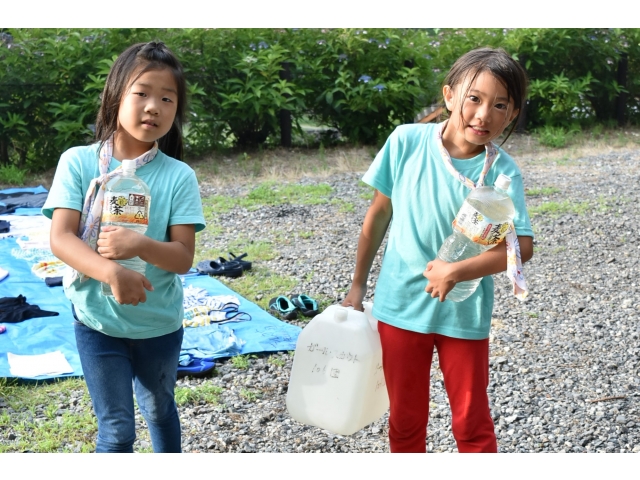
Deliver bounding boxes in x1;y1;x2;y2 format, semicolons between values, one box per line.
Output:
0;190;301;380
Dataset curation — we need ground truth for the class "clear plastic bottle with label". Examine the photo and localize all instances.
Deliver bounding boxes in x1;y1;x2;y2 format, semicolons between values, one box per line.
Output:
436;174;515;302
100;160;151;296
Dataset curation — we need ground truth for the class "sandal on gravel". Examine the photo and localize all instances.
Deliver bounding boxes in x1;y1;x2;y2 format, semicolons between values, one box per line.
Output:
196;260;243;278
229;252;252;271
268;296;298;320
290;294;319;317
214;252;252;272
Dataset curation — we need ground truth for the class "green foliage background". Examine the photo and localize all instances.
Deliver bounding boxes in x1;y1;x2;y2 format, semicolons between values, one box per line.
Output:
1;28;639;174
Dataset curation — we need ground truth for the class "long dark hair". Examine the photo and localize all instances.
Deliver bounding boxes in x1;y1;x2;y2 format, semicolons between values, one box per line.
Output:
443;47;528;144
95;41;187;160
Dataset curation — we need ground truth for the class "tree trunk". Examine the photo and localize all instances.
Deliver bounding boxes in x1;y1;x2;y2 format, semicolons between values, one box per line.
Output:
616;53;628;127
516;54;528;133
279;62;292;148
0;138;8;165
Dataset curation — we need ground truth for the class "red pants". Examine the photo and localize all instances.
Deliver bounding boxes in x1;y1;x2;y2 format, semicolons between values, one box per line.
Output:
378;321;497;453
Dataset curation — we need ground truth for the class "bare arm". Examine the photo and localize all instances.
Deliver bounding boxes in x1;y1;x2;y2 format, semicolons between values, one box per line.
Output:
97;223;195;274
424;235;534;302
342;190;393;311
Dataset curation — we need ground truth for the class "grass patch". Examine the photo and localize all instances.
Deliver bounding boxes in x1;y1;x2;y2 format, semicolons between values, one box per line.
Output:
0;377;97;453
240;388;261;402
330;198;355;213
526;187;561;197
528;200;590;217
0;377;87;410
231;354;257;369
0;410;98;453
196;239;276;266
552;155;577;167
358;180;374;201
267;356;286;367
174;384;224;406
200;181;334;215
247;182;333;205
214;267;298;311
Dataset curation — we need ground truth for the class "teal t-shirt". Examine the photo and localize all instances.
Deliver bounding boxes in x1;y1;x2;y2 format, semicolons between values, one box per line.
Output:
42;143;206;339
363;123;534;340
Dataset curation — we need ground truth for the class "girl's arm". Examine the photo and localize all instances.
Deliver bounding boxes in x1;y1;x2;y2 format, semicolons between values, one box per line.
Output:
424;235;534;302
342;190;393;311
50;208;153;306
97;224;196;274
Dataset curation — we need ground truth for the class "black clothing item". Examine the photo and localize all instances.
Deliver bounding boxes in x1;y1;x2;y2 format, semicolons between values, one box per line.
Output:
45;276;63;287
0;295;59;323
0;220;9;233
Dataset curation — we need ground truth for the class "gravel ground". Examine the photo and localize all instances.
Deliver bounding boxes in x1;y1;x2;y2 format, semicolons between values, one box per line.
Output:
4;147;638;454
175;147;640;454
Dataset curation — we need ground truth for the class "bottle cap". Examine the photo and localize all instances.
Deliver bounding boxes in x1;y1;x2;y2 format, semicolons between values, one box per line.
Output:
334;308;348;323
121;159;136;172
495;174;511;190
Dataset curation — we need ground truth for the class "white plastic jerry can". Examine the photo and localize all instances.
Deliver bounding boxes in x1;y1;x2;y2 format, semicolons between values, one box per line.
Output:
286;302;389;436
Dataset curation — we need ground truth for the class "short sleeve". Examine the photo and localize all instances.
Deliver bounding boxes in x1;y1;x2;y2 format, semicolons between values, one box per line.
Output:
362;127;399;198
169;169;206;233
41;147;89;219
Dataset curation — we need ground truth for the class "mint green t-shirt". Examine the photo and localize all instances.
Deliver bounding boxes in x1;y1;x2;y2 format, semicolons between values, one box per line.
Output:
42;143;206;339
363;123;534;340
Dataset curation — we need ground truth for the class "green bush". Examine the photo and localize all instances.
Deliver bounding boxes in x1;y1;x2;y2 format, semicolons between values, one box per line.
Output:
529;73;596;128
426;28;640;129
536;126;571;148
2;28;640;175
287;29;437;145
504;28;635;127
178;28;437;148
0;163;27;184
0;28;151;171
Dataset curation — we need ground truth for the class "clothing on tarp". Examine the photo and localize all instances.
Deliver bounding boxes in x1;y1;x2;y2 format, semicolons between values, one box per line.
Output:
0;192;49;215
177;353;216;377
180;323;245;359
181;286;250;327
0;294;59;323
45;276;63;287
0;214;51;241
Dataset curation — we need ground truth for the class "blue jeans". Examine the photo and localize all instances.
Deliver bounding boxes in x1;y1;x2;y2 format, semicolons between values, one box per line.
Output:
74;319;183;453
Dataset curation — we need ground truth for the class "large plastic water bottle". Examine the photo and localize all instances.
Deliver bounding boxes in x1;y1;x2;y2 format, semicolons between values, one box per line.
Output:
437;173;515;302
100;160;151;296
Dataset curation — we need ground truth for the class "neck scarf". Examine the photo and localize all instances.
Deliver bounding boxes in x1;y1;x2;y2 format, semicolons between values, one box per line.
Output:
63;136;158;287
436;120;529;300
